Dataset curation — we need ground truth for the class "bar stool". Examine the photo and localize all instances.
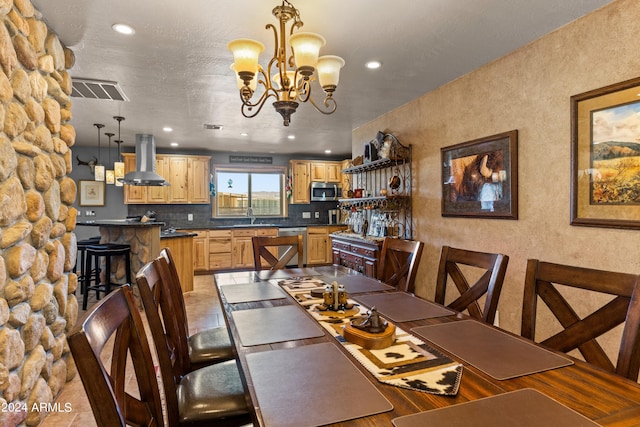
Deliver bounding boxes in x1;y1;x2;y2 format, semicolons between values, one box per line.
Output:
82;243;132;310
74;236;101;294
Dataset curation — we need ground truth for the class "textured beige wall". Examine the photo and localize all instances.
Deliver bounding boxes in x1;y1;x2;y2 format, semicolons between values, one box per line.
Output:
353;0;640;355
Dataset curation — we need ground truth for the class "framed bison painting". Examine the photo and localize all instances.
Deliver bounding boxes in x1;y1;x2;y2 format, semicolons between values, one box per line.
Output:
441;130;518;219
571;76;640;230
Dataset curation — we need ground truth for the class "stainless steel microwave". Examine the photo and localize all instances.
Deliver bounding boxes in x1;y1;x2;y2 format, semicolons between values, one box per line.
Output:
310;182;342;201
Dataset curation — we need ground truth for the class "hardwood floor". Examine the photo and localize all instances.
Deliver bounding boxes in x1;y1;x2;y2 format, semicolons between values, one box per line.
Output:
40;275;226;427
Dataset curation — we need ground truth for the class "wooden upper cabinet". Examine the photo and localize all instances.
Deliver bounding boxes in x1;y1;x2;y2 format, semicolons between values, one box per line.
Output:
146;157;168;203
188;157;210;204
291;160;310;204
310;161;341;183
122;154;147;204
122;153;211;204
167;156;188;203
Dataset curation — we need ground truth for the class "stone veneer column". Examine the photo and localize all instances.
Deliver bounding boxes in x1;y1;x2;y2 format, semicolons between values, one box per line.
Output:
0;1;77;426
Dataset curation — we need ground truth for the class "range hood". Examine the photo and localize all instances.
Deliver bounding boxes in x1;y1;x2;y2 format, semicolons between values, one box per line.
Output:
119;134;169;186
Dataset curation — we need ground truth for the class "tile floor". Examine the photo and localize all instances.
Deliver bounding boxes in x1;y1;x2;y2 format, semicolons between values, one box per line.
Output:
39;274;226;427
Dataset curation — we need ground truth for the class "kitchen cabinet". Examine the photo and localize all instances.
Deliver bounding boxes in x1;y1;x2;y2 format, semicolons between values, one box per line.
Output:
310;161;341;183
188;157;210;203
159;234;194;292
122;154;147;203
122;153;210;205
184;229;209;272
147;157;168;203
307;226;347;265
167;156;188;203
331;234;382;278
290;160;310;204
232;228;278;269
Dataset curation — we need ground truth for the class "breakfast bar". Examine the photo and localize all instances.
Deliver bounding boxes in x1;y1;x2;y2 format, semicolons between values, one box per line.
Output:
214;267;640;426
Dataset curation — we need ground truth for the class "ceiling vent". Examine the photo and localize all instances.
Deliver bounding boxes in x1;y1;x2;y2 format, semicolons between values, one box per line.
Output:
203;124;223;130
71;77;129;101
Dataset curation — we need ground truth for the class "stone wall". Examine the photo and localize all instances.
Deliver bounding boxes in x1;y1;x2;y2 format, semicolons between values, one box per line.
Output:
0;1;77;426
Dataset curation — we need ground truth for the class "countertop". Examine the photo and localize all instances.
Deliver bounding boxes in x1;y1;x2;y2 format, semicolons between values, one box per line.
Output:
76;219;166;227
160;231;197;239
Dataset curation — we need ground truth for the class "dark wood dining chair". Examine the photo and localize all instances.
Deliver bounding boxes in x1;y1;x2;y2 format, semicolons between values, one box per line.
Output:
252;234;303;270
377;237;424;294
136;259;252;426
67;286;164;427
521;259;640;381
434;245;509;324
158;247;235;370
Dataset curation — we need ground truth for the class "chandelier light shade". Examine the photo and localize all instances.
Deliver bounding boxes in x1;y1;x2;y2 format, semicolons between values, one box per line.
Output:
93;123;105;181
228;0;345;126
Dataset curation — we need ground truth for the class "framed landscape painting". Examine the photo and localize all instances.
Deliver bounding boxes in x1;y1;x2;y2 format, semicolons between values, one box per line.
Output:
441;130;518;219
571;76;640;229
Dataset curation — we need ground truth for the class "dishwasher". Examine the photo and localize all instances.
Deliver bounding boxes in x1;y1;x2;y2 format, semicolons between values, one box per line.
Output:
278;227;307;266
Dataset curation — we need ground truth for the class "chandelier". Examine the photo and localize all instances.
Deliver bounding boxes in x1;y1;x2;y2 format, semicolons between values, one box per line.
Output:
228;0;345;126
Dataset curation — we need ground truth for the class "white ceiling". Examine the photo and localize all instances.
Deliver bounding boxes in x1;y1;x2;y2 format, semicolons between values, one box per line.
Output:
31;0;612;157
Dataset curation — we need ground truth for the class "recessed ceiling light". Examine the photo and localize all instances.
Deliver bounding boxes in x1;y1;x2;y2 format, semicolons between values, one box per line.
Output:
170;142;179;147
365;60;382;69
112;23;135;35
163;126;173;132
287;135;296;140
240;132;248;136
324;149;332;154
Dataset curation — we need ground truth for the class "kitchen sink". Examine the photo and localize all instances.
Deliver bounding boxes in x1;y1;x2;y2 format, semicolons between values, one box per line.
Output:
230;223;279;228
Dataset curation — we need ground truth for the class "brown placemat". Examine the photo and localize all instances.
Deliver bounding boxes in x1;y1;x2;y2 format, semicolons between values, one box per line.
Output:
256;267;321;280
246;342;393;427
219;282;287;304
355;293;455;322
411;321;573;380
392;389;599;426
327;274;395;294
231;305;325;346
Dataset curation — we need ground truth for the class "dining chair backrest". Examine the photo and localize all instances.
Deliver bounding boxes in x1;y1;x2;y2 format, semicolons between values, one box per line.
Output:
67;286;164;427
521;259;640;381
158;247;190;352
377;237;424;294
136;259;191;381
434;245;509;324
252;234;303;270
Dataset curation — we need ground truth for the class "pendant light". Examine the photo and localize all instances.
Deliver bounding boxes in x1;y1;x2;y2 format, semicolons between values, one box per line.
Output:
93;123;105;181
113;116;125;186
105;132;115;184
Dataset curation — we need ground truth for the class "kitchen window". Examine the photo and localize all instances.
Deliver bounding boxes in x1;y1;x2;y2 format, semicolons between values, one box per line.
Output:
213;166;287;218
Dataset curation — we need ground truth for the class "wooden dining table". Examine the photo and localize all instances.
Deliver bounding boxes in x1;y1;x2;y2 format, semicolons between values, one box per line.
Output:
214;266;640;427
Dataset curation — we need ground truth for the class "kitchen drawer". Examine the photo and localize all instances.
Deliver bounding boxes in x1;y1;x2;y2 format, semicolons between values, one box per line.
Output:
209;230;231;238
351;245;377;258
333;241;350;251
232;229;255;238
256;228;278;236
209;253;232;270
209;237;231;253
340;252;363;266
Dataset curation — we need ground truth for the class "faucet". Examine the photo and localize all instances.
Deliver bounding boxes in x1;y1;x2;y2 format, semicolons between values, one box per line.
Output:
247;207;256;224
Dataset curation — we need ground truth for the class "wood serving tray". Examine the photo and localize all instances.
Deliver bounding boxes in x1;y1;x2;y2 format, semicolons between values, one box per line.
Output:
343;323;396;349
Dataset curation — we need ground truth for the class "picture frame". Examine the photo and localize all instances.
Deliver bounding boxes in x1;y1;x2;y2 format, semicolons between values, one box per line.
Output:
79;180;105;207
571;76;640;230
441;130;518;219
